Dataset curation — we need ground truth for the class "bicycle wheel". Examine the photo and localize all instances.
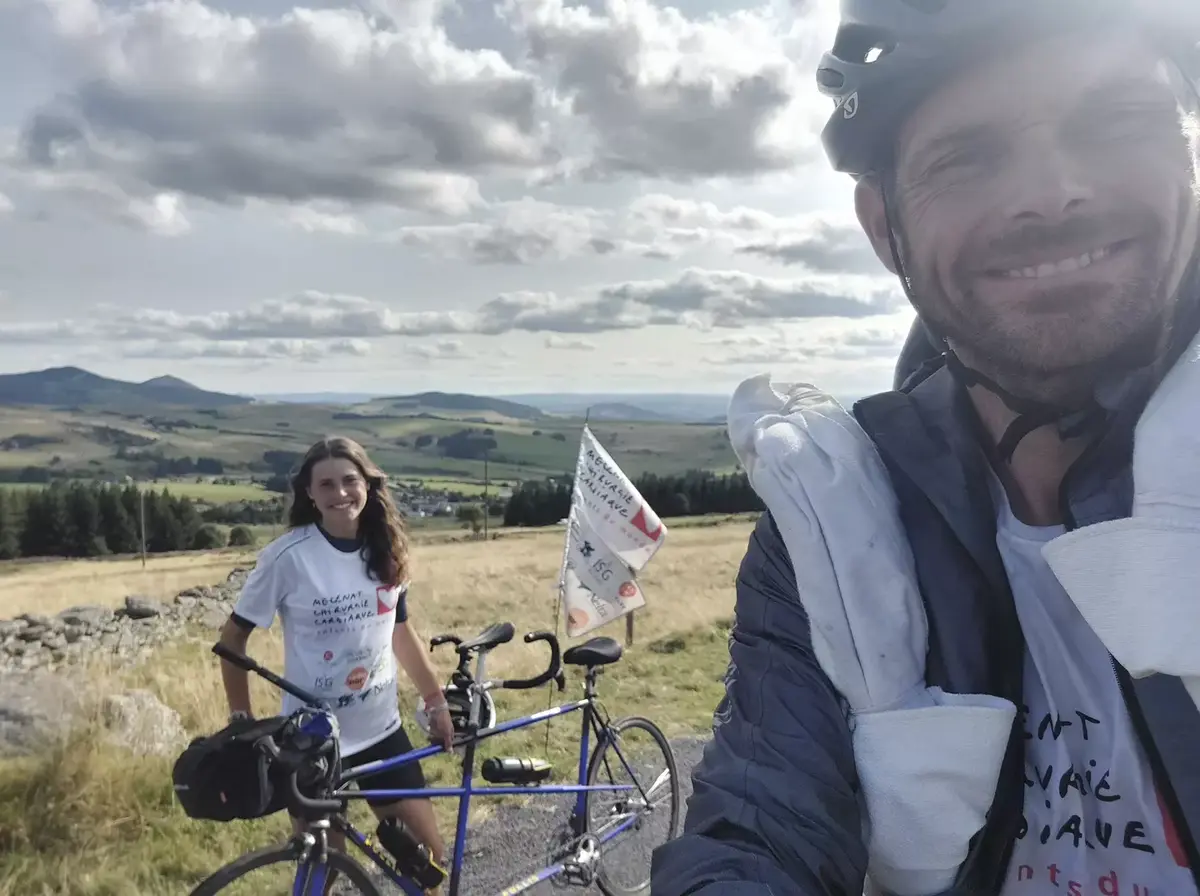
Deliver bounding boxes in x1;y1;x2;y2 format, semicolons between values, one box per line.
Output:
585;715;681;896
189;840;383;896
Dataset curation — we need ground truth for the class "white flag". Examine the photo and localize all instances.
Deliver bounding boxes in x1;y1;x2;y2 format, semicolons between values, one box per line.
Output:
571;426;668;571
558;427;667;638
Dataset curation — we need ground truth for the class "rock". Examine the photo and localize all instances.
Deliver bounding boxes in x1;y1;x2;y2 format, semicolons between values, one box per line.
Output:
121;596;166;620
0;669;82;756
0;620;24;639
101;690;187;757
58;606;114;629
201;607;230;630
0;565;252;675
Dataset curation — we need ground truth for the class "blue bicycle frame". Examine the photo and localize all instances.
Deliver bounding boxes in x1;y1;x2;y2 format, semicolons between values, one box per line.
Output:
331;696;641;895
222;630;653;896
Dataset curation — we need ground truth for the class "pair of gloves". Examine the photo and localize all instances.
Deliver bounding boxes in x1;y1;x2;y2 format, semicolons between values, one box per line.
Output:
725;327;1200;895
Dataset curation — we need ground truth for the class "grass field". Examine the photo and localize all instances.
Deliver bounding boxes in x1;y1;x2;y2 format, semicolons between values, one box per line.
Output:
0;513;758;619
0;479;272;502
0;516;753;895
0;398;736;488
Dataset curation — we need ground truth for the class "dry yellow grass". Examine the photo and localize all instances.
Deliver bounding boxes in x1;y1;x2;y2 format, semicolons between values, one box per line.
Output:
0;516;758;896
0;551;259;618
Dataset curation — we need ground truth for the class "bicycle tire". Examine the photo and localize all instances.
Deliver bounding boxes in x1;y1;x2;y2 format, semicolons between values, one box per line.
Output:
188;840;383;896
585;715;681;896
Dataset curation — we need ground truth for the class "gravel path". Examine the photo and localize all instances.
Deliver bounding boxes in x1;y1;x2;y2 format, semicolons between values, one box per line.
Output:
367;736;706;896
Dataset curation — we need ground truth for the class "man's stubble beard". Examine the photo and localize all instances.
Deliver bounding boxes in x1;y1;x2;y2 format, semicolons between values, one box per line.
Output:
907;234;1180;406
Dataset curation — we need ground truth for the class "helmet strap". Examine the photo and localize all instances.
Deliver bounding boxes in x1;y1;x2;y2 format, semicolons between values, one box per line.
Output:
878;174;1108;464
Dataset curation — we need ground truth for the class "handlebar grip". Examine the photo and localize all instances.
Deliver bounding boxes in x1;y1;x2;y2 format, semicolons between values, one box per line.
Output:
429;634;463;651
212;641;255;673
255;736;345;815
499;631;561;690
213;642;325;707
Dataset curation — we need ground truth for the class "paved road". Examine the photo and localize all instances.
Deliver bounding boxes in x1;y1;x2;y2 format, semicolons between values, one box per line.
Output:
368;736;705;896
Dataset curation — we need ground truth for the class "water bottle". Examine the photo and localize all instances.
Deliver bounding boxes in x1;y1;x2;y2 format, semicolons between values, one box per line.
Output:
375;817;446;889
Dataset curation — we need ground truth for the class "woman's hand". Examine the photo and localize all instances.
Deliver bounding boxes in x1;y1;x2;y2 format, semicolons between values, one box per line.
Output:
425;698;455;752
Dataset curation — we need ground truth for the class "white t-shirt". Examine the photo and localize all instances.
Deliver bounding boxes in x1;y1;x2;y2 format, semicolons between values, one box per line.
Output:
994;487;1197;896
232;523;407;756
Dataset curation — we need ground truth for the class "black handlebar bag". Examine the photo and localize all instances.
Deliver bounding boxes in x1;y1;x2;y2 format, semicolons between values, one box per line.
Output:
171;715;292;822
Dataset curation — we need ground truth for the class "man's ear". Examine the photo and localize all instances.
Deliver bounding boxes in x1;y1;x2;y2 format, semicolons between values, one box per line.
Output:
854;176;899;275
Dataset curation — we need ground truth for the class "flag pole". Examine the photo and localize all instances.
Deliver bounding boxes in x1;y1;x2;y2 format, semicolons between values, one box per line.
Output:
544;408;590;752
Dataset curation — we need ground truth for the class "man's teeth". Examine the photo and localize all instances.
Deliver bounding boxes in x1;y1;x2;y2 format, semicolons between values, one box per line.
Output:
1002;246;1112;280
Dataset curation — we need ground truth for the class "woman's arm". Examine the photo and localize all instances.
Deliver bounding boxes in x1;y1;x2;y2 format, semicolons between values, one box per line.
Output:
392;618;444;707
217;542;288;722
218;615;255;717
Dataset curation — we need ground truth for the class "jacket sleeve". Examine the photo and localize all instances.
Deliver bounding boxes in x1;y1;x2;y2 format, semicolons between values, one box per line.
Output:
650;511;868;895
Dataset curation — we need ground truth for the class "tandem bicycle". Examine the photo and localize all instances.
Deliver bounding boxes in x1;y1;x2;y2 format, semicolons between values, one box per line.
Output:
185;621;681;896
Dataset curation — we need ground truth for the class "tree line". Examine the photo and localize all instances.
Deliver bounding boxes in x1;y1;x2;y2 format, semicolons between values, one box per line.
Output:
502;470;764;528
0;482;255;561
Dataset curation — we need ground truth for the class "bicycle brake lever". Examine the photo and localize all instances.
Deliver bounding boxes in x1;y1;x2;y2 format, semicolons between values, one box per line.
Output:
555;670;566;692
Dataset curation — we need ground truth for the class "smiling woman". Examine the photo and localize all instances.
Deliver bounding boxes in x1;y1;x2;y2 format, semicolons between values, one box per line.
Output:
214;435;455;885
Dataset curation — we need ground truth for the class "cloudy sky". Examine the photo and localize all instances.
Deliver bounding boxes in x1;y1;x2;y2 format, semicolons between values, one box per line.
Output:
0;0;915;398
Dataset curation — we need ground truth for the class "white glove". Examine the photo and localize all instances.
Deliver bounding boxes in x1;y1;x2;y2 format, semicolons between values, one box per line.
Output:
1043;329;1200;709
728;374;1016;896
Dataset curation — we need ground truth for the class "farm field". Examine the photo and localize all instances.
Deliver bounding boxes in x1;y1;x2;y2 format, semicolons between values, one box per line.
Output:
0;515;756;895
0;396;737;489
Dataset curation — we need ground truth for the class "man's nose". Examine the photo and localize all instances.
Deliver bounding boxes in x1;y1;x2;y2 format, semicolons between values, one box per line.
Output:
999;129;1096;223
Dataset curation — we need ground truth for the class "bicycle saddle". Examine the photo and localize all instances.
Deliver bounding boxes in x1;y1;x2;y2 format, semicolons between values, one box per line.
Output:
458;621;515;653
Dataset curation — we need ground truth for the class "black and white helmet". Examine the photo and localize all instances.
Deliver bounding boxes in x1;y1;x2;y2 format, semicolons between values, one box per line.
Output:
414;683;496;741
816;0;1200;178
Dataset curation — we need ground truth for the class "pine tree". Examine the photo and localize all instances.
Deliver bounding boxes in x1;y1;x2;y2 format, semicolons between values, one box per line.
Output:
0;490;20;560
97;485;140;554
64;482;105;556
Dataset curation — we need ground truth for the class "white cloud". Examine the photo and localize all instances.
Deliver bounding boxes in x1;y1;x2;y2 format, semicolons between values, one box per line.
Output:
409;338;472;360
0;0;912;398
123;337;371;362
1;269;900;347
545;334;595;351
505;0;829;180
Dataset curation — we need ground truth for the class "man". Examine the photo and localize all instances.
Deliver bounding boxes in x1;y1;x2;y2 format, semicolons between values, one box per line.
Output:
651;2;1200;894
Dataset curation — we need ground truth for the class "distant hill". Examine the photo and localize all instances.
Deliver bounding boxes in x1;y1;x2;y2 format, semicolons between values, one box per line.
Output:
374;391;545;421
581;402;667;422
257;391;384;405
503;392;731;423
0;367;250;411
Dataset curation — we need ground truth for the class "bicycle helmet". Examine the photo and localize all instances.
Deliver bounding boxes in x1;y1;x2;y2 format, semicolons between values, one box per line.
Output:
817;0;1200;179
413;683;496;742
815;0;1200;461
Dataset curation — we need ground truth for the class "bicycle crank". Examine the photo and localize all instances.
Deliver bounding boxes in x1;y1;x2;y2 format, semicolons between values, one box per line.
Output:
561;833;600;886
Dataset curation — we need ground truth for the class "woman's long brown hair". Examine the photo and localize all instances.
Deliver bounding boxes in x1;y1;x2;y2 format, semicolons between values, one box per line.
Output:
287;437;410;588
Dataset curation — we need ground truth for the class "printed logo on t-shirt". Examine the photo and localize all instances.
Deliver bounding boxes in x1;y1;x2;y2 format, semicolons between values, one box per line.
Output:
376;585;400;615
1007;703;1192;895
312;589;378;636
345;666;369;691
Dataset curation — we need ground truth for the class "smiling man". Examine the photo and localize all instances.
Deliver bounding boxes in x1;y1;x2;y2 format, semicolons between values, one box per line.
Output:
652;2;1200;895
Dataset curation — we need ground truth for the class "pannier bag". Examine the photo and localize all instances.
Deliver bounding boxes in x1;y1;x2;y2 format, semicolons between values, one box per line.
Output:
172;715;292;822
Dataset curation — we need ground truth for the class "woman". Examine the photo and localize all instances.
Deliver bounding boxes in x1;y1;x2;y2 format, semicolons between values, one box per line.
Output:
217;436;454;882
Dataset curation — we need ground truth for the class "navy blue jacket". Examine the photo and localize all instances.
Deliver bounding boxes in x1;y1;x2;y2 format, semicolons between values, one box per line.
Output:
650;354;1200;895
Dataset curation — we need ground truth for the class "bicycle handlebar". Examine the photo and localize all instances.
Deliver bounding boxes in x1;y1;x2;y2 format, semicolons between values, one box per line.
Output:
212;642;325;708
254;732;345;815
498;630;562;691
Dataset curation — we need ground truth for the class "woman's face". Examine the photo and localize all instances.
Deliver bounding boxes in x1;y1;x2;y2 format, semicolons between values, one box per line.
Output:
306;456;369;530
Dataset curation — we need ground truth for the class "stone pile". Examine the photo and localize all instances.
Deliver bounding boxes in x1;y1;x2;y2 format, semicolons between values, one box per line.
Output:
0;567;250;757
0;567;249;673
